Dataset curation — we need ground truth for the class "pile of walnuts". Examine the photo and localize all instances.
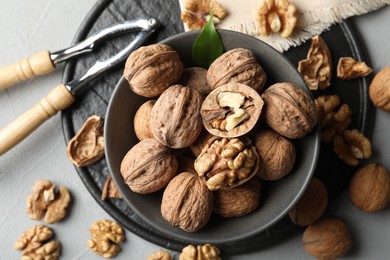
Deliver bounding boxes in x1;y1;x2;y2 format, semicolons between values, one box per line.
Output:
120;43;318;232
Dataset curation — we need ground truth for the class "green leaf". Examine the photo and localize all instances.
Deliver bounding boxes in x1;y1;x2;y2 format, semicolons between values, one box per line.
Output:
192;11;223;68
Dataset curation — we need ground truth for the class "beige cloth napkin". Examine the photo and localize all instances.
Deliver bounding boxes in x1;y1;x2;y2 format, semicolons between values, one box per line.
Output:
179;0;390;52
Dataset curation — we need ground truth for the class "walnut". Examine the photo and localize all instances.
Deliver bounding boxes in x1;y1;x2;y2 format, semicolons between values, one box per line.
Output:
124;44;183;97
201;83;264;138
303;218;352;260
147;249;172;260
289;177;328;226
254;129;295;180
257;0;298;38
120;138;178;194
262;82;318;139
337;57;373;80
178;67;213;97
181;0;227;30
26;179;71;224
207;48;267;92
194;136;260;190
369;66;390;111
315;95;352;143
67;115;104;167
214;177;261;218
150;85;203;149
15;225;61;259
180;244;221;260
101;175;122;200
298;35;332;91
88;219;125;258
161;172;213;232
134;100;156;141
333;129;372;166
349;163;390;213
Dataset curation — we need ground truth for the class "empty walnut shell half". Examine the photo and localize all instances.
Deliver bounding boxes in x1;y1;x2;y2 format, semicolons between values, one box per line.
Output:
262;82;318;139
67;115;104;167
123;44;183;97
194;136;260;190
161;172;213;232
201;83;264;138
207;48;267;92
120;138;178;194
150;85;203;149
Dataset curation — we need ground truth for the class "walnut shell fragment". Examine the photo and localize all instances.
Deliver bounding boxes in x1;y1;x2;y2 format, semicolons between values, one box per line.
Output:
181;0;227;30
134;100;156;141
67;115;104;167
201;83;264;138
303;218;352;260
121;138;178;194
178;67;212;97
161;172;213;232
333;129;372;166
180;244;221;260
88;219;125;258
150;85;203;149
194;136;260;190
207;48;267;92
262;82;318;139
257;0;298;38
214;177;261;218
124;44;183;97
254;128;295;180
15;225;61;260
298;35;332;91
349;163;390;213
101;175;122;200
289;177;328;226
337;57;373;80
369;66;390;111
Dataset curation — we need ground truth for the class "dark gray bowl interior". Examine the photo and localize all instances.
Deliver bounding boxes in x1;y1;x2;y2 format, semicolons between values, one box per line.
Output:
105;30;320;245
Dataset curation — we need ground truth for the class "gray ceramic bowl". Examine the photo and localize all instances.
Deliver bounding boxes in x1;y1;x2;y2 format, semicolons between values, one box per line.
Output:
105;30;320;245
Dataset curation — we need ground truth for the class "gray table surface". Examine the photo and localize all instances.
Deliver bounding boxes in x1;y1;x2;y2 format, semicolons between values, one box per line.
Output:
1;1;390;259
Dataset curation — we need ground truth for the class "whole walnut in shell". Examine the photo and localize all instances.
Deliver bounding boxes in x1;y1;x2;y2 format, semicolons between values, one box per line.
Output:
161;172;213;232
289;177;328;226
369;66;390;111
349;163;390;213
262;82;318;139
150;85;203;149
207;48;267;92
123;44;183;97
120;138;178;194
213;177;261;218
303;218;352;260
200;83;264;138
133;100;155;141
254;129;295;180
178;67;212;97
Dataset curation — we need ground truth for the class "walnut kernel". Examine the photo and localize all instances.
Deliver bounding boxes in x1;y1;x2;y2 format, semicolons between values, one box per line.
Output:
181;0;227;30
337;57;373;80
147;249;172;260
134;100;156;141
369;66;390;111
88;219;125;258
349;163;390;213
180;244;221;260
67;115;104;167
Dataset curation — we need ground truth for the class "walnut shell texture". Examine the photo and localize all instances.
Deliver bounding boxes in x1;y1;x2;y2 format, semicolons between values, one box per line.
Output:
178;67;212;97
289;177;328;226
349;163;390;213
161;172;213;232
262;82;318;139
207;48;267;92
134;100;156;141
303;218;352;260
213;177;261;218
369;66;390;111
150;85;203;149
123;44;183;97
254;129;295;180
120;138;178;194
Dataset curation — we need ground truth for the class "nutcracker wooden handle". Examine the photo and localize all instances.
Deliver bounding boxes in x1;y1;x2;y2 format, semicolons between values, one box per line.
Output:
0;50;56;89
0;84;75;155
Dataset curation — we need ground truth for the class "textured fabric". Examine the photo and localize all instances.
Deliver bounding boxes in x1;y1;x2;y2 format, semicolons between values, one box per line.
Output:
179;0;390;52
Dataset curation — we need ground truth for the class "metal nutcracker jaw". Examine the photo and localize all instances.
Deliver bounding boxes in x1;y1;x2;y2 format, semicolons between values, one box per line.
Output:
65;18;159;96
50;18;159;64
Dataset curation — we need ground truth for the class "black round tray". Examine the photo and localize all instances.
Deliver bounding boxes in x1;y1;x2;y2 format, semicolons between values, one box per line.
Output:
61;0;373;254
